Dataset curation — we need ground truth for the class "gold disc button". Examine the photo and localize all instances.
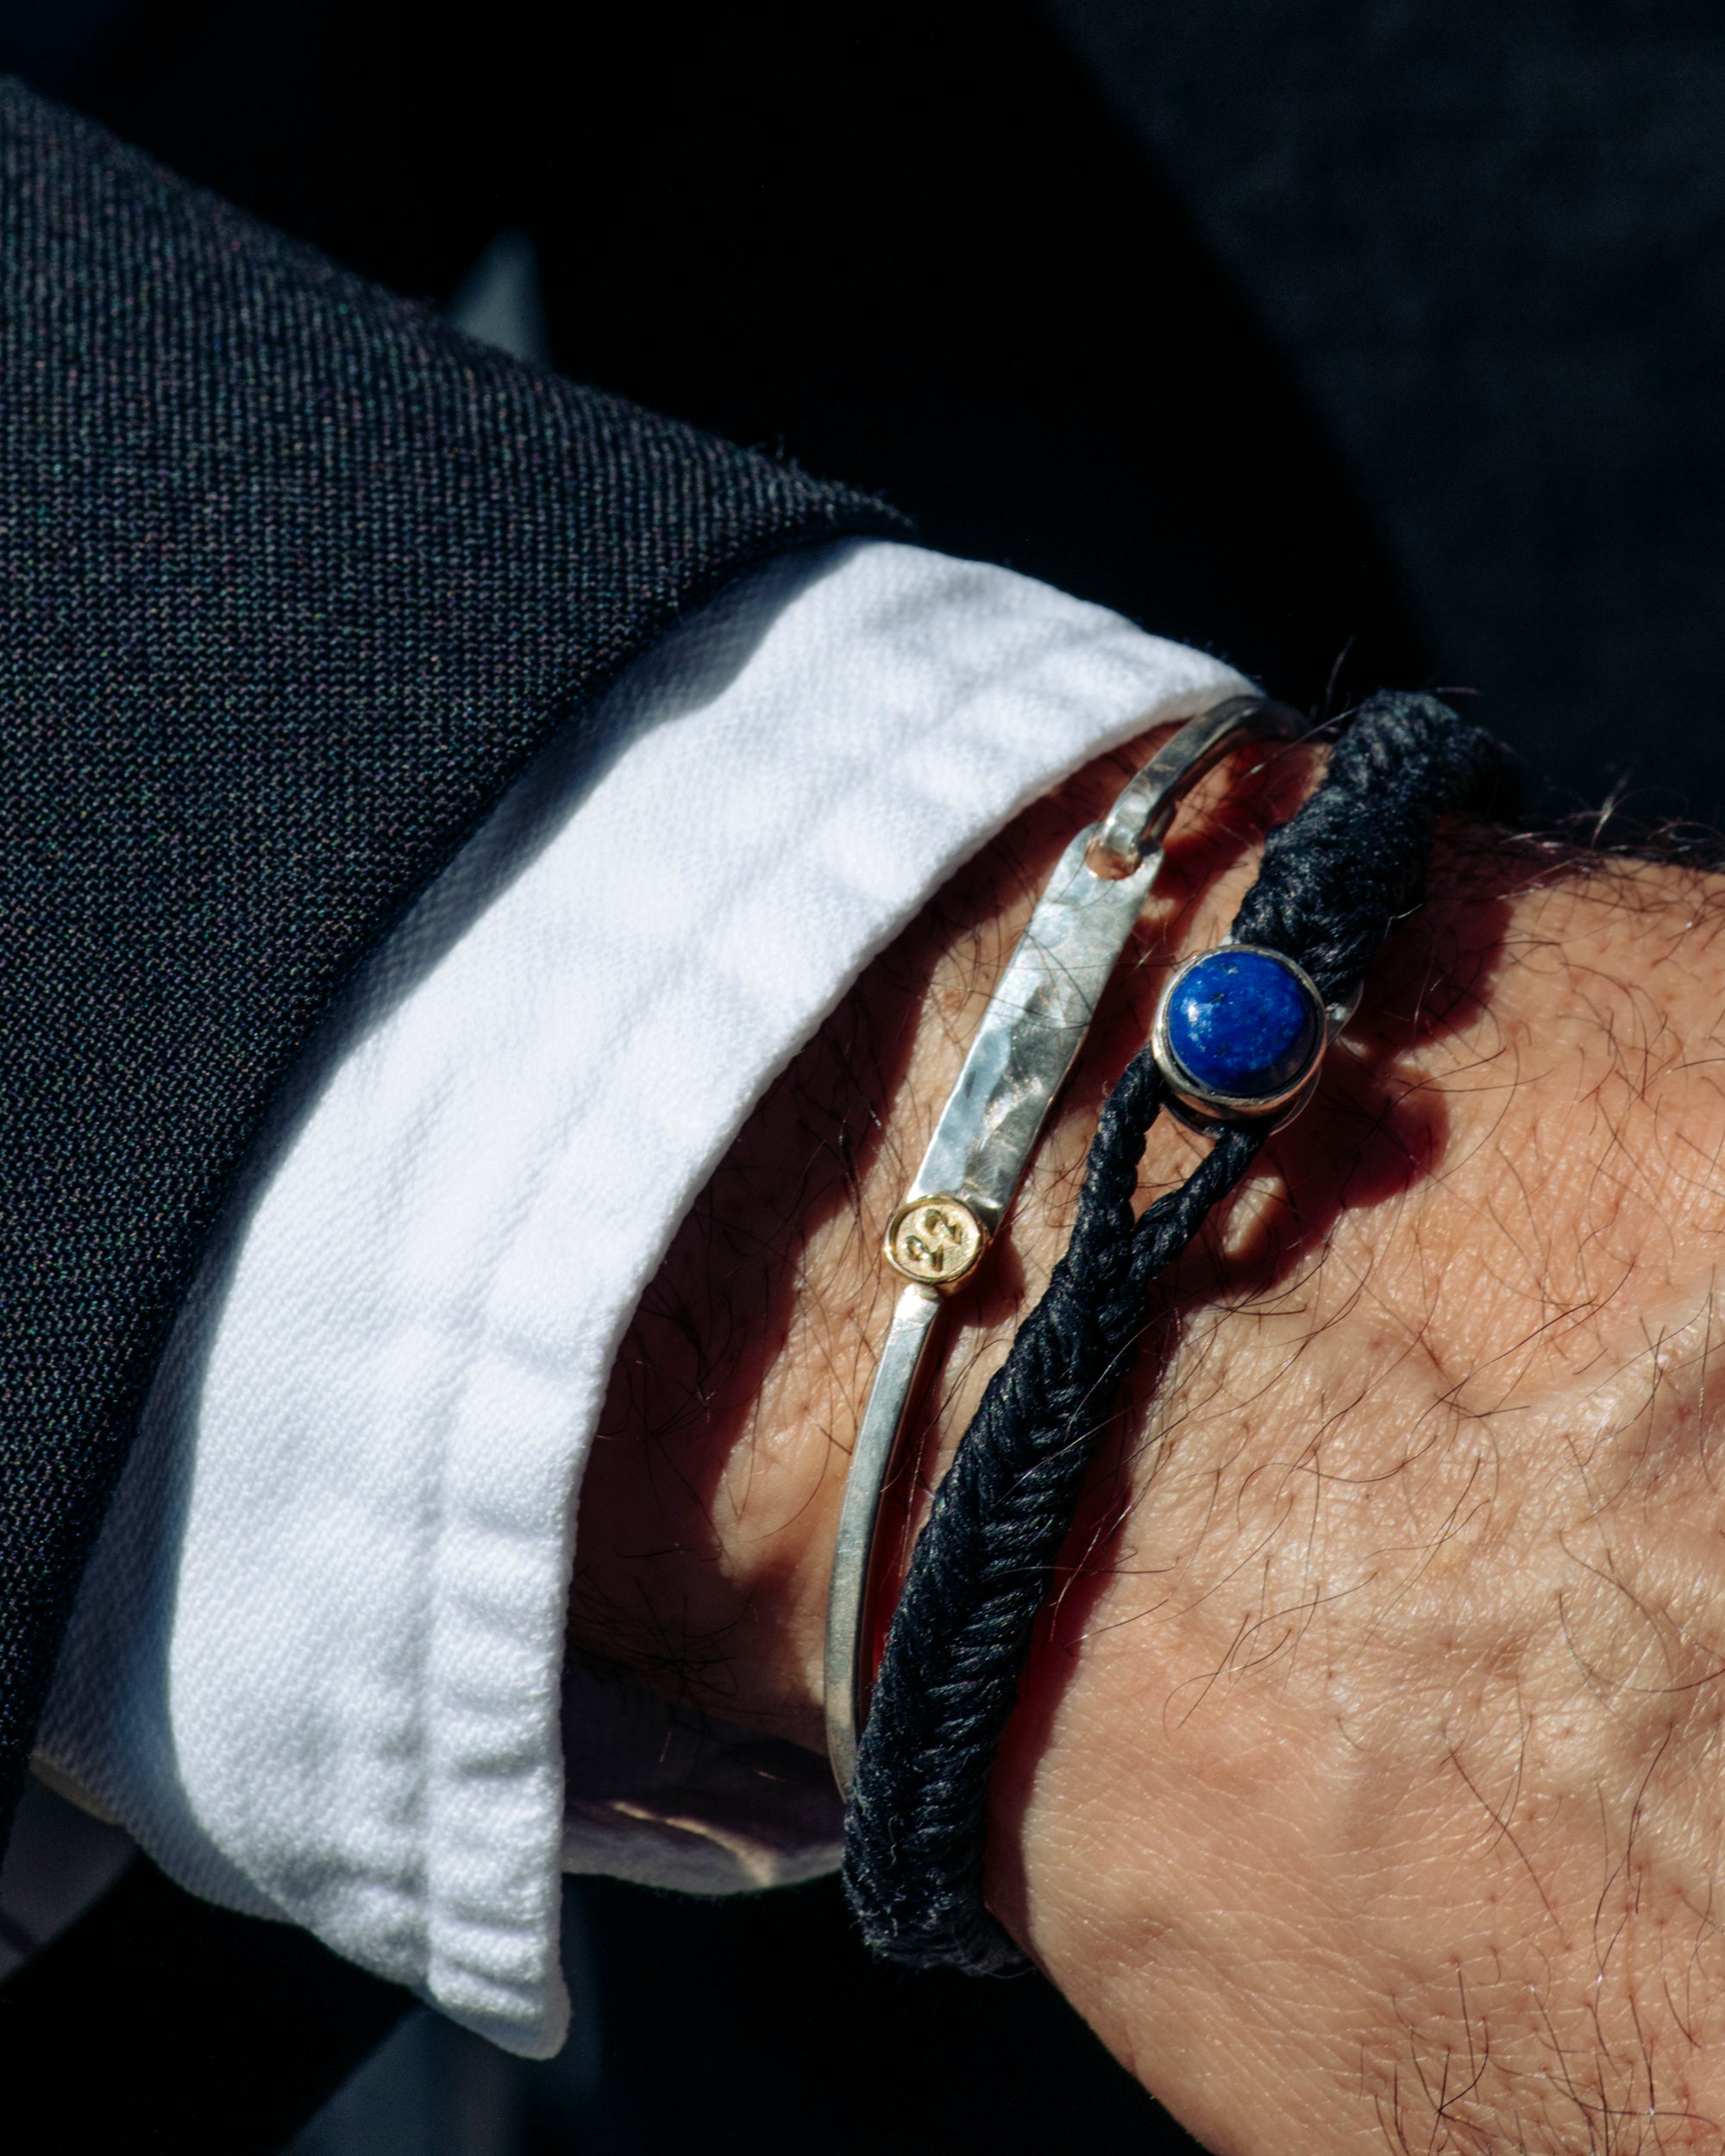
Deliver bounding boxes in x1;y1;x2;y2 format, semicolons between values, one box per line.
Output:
884;1194;987;1288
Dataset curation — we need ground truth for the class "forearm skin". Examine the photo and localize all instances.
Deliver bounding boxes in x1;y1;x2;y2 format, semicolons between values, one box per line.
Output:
576;730;1725;2153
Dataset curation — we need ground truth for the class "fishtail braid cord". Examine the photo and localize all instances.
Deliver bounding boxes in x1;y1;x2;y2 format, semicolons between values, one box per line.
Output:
841;692;1518;1973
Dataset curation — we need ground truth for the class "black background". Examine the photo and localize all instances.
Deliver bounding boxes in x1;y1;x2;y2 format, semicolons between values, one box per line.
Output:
26;0;1725;825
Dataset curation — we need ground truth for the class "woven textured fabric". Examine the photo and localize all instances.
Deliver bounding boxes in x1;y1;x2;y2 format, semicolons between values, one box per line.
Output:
0;79;902;1851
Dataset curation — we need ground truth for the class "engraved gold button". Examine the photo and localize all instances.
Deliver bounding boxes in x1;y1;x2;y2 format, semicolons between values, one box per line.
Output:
884;1194;987;1288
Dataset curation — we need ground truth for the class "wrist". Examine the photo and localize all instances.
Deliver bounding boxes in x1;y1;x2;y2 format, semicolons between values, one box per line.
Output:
571;724;1322;1744
988;838;1725;2149
574;723;1725;2148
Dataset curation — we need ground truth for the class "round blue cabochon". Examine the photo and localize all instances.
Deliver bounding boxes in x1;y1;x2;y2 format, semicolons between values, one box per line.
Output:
1163;949;1320;1099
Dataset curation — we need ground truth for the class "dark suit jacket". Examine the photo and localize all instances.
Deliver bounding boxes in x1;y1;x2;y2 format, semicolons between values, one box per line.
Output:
0;77;900;1854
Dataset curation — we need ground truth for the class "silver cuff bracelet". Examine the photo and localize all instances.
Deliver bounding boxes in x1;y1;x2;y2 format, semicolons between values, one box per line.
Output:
821;693;1351;1796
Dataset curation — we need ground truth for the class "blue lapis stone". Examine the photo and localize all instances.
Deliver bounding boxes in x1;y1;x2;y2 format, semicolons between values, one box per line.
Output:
1163;948;1320;1100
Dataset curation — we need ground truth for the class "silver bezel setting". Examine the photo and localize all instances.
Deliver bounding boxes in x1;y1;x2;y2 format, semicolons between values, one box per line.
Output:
1151;943;1332;1134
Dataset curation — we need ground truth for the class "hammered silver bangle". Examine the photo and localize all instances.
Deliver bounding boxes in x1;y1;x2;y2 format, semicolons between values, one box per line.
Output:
821;693;1349;1796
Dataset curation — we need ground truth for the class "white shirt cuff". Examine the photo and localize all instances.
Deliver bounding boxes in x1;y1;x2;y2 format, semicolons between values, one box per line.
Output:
35;537;1245;2054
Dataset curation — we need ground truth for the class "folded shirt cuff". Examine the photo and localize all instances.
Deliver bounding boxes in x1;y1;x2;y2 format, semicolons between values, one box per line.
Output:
36;536;1245;2055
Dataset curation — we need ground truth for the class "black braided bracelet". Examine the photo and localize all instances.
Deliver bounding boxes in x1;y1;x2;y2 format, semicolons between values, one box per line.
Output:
839;690;1516;1974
